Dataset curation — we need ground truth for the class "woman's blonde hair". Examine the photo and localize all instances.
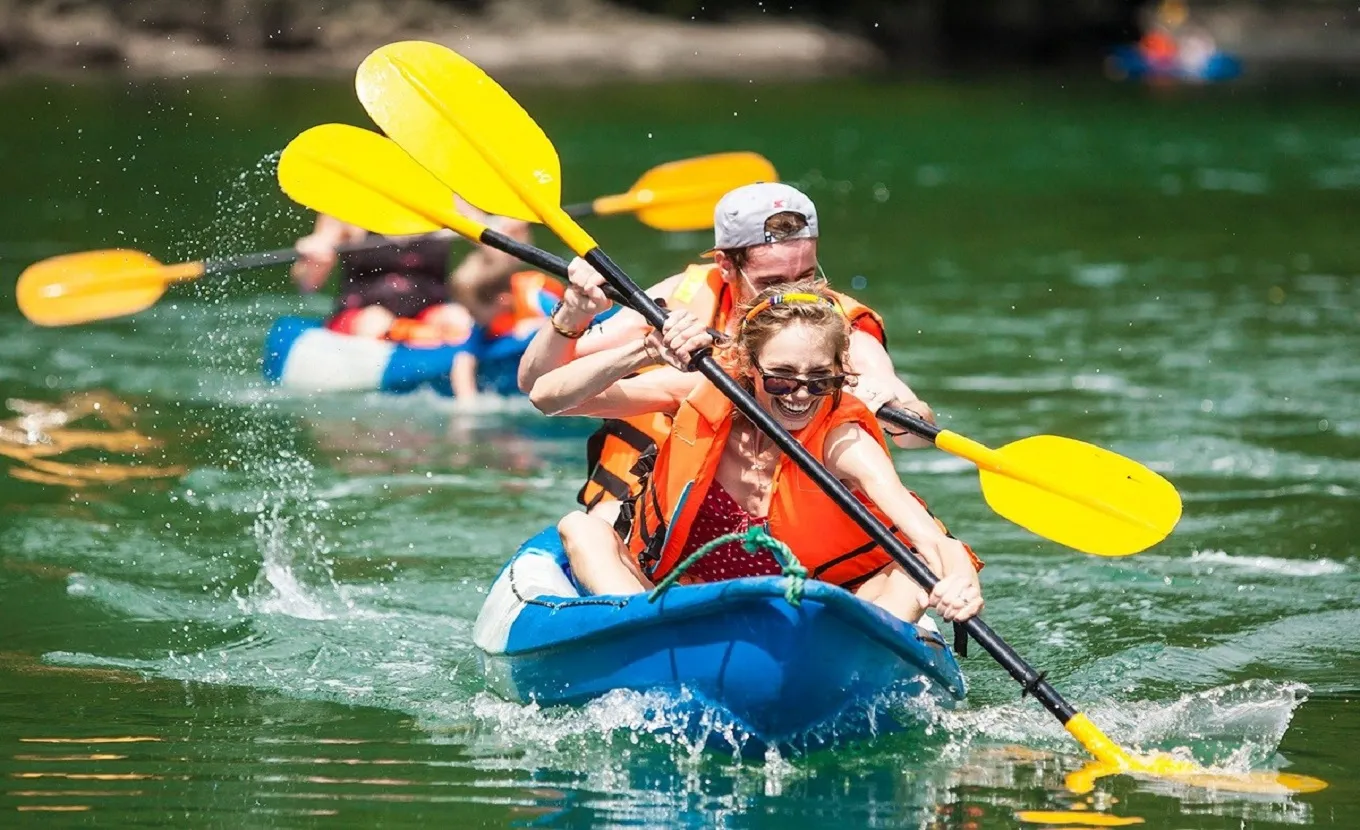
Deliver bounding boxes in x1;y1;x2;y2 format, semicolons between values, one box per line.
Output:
723;279;853;396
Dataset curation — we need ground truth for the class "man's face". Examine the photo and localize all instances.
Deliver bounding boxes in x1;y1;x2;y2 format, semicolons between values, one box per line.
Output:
717;239;820;301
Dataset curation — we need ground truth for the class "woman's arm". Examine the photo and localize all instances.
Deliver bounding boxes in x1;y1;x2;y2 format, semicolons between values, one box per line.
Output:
530;337;654;415
824;422;983;621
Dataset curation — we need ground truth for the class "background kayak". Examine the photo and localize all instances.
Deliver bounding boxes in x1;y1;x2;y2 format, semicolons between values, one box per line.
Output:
262;315;528;396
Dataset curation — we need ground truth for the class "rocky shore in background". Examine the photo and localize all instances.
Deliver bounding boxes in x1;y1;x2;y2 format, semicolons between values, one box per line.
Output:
0;0;1357;80
0;0;884;81
1197;3;1360;67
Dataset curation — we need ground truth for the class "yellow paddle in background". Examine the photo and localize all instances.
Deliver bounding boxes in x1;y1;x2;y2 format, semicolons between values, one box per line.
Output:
13;237;442;328
278;122;1176;558
14;151;774;328
564;152;777;231
17;248;245;328
352;38;1326;796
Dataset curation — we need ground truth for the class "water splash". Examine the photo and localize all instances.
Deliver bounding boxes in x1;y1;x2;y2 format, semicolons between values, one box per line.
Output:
165;151;348;627
943;679;1309;771
241;499;338;621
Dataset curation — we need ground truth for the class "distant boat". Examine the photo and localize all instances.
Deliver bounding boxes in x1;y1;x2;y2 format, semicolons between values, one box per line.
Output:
1106;42;1242;83
1107;4;1242;84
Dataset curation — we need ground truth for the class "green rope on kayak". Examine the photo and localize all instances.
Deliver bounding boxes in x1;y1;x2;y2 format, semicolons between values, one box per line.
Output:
647;525;807;606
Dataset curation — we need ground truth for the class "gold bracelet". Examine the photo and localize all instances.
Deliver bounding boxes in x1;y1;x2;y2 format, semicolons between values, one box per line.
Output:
549;300;588;339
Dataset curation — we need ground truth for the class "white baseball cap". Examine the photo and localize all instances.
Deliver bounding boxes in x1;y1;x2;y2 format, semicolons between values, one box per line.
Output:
706;182;819;254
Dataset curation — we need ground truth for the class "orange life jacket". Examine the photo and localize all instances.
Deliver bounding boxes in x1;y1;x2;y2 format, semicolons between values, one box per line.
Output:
577;264;886;511
484;271;564;340
628;380;979;588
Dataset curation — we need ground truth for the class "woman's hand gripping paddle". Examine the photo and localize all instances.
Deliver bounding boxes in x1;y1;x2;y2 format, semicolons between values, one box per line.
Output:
564;152;777;232
353;39;1326;797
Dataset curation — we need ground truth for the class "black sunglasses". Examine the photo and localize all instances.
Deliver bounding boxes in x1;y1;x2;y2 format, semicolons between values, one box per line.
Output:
754;363;848;397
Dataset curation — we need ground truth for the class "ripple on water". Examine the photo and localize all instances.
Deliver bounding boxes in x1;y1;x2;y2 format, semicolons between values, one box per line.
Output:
1185;549;1347;578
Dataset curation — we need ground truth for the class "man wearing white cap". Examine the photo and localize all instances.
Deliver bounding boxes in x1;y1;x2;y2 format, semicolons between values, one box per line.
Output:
517;182;933;528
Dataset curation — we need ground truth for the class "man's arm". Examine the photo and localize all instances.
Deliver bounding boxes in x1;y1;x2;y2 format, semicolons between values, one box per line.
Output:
516;306;649;393
515;262;684;393
848;329;935;450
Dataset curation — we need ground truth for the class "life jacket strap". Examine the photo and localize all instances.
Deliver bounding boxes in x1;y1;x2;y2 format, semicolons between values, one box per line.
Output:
808;526;902;580
632;448;668;572
576;419;659;507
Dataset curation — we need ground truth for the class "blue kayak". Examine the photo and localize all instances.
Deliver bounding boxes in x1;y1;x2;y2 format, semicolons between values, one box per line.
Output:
473;526;966;752
1105;44;1242;83
261;316;528;396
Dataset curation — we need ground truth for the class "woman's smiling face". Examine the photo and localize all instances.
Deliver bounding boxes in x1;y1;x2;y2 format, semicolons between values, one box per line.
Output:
749;321;840;431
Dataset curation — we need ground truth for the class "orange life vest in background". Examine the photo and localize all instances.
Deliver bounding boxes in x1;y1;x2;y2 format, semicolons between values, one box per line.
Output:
627;380;979;588
484;271;564;340
577;264;887;510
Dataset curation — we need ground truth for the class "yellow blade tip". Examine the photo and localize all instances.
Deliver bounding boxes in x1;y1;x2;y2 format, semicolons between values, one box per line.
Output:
1016;811;1144;826
1063;715;1327;795
1065;754;1328;796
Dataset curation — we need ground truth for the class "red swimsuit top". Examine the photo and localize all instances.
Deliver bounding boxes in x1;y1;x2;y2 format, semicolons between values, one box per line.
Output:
674;482;783;583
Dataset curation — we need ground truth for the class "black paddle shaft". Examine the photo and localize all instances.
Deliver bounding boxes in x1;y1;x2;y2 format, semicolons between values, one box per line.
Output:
204;247;309;275
582;247;1079;724
480;228;627;308
200;232;459;276
563;201;594;219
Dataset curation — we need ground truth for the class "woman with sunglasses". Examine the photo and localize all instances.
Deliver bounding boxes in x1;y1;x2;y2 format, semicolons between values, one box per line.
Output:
530;281;984;624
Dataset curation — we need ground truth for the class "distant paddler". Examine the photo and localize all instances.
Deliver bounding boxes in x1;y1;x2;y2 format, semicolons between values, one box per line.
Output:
517;182;935;529
290;198;539;349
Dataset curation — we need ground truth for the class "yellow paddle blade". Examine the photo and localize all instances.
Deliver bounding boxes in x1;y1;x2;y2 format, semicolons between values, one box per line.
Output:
593;152;779;231
16;250;203;327
937;431;1181;556
277;124;454;237
1063;712;1328;796
355;41;559;223
1064;756;1330;796
1015;812;1143;826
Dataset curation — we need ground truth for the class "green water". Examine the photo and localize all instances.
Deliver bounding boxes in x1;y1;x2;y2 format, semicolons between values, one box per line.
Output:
2;74;1358;827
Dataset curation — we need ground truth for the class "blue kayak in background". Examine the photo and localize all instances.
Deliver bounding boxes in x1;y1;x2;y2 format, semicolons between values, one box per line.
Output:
261;316;528;397
1105;44;1242;83
473;526;967;752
